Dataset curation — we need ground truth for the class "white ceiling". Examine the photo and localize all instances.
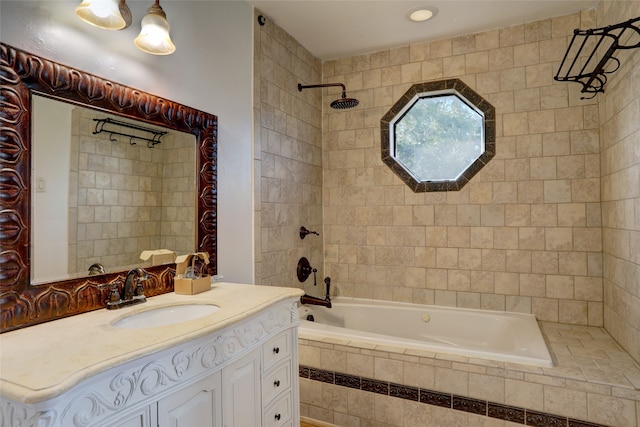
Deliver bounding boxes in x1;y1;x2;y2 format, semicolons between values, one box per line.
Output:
248;0;599;60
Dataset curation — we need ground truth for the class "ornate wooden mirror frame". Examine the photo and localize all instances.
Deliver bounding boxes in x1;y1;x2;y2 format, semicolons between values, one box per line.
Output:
0;43;218;332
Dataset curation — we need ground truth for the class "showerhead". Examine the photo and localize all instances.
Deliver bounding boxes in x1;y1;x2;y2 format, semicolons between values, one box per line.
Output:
330;91;360;109
298;82;360;110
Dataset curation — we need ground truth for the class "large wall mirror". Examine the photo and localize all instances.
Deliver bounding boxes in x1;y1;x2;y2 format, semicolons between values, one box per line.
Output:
0;43;218;332
31;97;197;284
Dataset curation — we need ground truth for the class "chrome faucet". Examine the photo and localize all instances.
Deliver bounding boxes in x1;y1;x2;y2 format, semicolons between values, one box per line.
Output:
104;268;148;310
300;277;332;308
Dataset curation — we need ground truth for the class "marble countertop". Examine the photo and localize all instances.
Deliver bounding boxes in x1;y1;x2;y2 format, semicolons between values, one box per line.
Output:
0;283;303;404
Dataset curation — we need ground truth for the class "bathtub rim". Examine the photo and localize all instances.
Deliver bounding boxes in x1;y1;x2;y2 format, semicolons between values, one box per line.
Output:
298;297;555;368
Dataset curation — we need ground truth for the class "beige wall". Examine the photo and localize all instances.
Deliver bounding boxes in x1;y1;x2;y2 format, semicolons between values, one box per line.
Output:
322;10;605;327
254;10;325;290
599;1;640;364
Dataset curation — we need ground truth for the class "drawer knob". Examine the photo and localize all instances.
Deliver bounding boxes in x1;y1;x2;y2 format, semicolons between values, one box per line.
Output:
274;379;280;387
274;413;281;421
273;347;280;354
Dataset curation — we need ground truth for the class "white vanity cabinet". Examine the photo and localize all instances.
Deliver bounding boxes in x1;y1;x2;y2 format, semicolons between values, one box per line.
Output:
105;406;156;427
262;331;295;427
157;371;222;427
0;288;302;427
221;347;261;426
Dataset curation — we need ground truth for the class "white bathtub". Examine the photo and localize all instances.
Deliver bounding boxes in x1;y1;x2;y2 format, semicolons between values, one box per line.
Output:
298;297;553;367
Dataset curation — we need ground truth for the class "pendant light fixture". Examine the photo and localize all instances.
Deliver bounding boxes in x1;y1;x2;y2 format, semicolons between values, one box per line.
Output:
75;0;132;30
134;0;176;55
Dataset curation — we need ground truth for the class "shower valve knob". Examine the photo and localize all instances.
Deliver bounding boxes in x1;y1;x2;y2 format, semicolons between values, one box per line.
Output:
299;226;319;239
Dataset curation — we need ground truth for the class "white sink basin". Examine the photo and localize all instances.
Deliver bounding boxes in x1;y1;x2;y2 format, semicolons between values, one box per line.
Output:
111;304;220;329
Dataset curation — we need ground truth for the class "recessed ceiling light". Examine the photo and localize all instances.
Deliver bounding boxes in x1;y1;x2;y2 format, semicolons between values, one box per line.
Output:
409;8;434;22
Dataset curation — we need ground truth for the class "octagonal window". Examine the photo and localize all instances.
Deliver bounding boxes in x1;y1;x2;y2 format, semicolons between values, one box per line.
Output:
381;79;495;192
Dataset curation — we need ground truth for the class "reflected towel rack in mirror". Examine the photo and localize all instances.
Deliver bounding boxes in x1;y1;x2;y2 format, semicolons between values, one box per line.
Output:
554;16;640;99
93;117;168;147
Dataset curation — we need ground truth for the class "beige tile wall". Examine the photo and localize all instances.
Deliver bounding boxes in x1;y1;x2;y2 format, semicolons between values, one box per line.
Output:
254;10;325;290
253;1;640;364
322;10;605;327
599;1;640;365
69;109;195;273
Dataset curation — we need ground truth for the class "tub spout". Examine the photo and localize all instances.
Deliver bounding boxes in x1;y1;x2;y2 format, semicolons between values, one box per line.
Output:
300;294;332;308
300;277;332;308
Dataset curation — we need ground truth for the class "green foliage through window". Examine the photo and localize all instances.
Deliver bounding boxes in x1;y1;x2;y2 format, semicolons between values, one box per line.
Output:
394;94;483;181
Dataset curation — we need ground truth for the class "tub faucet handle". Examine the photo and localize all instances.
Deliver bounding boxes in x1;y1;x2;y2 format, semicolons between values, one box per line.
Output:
324;277;331;300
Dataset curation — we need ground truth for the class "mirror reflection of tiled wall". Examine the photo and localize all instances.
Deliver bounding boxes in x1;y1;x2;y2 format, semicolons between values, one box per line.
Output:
68;108;195;274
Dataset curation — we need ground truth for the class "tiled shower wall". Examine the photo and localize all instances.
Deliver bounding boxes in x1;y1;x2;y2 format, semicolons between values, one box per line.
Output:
253;2;640;363
322;10;605;327
599;0;640;364
254;10;325;289
69;109;195;273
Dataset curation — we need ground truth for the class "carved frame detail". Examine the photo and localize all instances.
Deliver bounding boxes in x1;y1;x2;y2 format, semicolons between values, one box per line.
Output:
0;43;218;332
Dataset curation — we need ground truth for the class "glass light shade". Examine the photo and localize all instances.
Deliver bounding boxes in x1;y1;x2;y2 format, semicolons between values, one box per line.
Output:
134;9;176;55
76;0;126;30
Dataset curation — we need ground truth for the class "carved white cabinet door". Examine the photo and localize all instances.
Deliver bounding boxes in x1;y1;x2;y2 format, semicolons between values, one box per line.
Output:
157;371;222;427
221;348;262;427
104;405;154;427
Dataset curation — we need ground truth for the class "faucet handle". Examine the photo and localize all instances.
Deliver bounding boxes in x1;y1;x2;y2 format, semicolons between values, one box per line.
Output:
324;277;331;299
134;282;146;297
100;281;122;304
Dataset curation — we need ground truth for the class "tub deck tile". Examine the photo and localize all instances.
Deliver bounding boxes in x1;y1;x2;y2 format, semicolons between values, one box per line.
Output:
622;370;640;389
582;367;634;388
542;365;586;381
403;348;439;358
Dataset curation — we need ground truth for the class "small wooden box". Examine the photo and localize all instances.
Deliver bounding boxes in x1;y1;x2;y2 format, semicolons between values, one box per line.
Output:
174;252;210;295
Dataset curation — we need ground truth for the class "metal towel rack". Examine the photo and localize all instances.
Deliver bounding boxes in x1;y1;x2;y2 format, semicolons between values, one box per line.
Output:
93;117;168;148
554;16;640;99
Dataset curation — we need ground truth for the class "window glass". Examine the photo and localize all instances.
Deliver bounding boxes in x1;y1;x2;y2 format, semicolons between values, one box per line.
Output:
393;93;484;181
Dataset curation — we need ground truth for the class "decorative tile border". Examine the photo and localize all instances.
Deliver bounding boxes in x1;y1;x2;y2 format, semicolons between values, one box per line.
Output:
299;365;609;427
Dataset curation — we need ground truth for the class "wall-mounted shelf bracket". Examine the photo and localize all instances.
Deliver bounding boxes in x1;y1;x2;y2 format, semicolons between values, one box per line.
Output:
554;16;640;99
93;118;168;148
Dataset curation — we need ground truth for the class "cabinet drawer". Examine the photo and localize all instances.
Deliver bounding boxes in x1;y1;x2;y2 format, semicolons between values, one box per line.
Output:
262;359;292;404
263;331;291;370
263;392;292;427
